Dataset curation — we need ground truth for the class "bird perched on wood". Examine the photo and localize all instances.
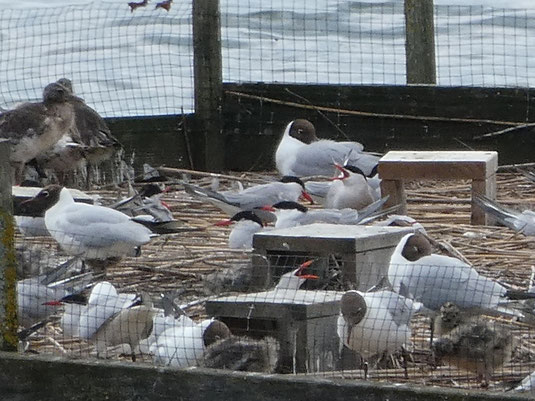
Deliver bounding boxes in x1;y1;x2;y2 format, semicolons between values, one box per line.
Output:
473;192;535;236
0;81;77;184
432;302;514;385
275;119;380;177
337;290;421;378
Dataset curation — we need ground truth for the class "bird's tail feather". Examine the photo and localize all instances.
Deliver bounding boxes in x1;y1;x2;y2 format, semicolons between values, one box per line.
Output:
472;192;518;228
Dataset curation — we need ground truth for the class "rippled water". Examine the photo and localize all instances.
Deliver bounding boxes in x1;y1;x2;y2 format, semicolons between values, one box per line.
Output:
0;0;534;117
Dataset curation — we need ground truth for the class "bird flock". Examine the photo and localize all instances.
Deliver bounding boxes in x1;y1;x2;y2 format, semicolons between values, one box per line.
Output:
5;91;535;391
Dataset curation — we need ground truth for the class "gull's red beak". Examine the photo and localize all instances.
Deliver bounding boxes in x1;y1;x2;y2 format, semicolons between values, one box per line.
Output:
295;260;319;280
300;191;314;204
260;205;276;212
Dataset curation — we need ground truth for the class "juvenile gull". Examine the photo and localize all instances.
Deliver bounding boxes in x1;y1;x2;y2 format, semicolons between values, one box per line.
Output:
0;82;76;183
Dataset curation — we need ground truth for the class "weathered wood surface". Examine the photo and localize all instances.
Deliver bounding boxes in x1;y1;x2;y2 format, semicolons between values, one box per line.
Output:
192;0;224;171
0;352;530;401
0;140;17;351
405;0;436;84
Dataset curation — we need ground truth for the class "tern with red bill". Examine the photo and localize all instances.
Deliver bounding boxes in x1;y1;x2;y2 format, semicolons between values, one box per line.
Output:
263;197;388;229
305;164;380;206
275;119;380;178
215;210;268;249
275;260;320;290
182;176;313;223
325;163;376;210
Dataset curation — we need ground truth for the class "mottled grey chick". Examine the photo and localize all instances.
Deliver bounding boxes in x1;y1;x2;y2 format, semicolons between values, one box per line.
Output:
200;336;279;373
432;306;513;384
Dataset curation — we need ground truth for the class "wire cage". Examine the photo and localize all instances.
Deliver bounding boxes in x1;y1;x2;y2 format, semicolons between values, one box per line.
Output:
12;208;535;392
0;2;534;117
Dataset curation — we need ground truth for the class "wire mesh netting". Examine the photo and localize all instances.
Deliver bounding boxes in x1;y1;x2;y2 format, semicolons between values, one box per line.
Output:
9;171;535;393
0;2;534;117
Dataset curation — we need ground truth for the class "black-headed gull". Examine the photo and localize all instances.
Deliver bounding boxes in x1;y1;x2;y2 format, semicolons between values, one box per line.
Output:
473;192;535;236
19;185;155;261
150;318;231;368
337;290;421;363
388;233;535;314
0;82;77;183
275;119;380;177
182;176;313;223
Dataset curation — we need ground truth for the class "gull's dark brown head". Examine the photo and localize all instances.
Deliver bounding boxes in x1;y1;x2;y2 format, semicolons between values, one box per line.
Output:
288;119;318;144
401;233;432;262
340;291;367;327
18;185;63;215
203;320;232;347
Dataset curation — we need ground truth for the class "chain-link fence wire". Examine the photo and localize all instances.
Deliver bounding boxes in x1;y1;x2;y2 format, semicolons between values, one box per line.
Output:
0;2;534;118
12;222;535;390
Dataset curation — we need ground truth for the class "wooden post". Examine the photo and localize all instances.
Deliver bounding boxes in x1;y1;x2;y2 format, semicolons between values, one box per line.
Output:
192;0;225;172
404;0;436;84
0;139;18;351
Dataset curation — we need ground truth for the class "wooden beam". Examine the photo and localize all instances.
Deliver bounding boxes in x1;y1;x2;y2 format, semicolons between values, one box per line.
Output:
404;0;436;84
0;139;18;351
192;0;224;171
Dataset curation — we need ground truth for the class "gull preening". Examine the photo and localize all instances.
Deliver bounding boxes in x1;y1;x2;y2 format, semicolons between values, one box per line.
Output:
275;119;380;177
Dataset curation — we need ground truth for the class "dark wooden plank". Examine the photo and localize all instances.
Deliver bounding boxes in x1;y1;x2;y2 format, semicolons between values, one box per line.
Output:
404;0;436;84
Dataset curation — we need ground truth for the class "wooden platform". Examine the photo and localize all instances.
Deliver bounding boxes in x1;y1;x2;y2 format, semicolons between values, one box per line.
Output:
378;151;498;225
205;290;344;373
251;224;415;291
